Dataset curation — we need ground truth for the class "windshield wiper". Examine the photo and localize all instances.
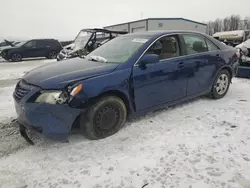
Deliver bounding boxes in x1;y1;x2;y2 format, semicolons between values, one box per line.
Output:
86;55;108;63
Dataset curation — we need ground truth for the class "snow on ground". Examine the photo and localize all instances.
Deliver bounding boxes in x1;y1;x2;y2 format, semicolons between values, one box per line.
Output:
0;85;15;121
0;59;55;81
1;60;250;188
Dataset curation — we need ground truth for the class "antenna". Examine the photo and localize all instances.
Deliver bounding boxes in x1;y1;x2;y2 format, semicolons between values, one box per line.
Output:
141;12;143;19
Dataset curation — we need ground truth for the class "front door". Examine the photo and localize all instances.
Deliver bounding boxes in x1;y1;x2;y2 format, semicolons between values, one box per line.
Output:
22;40;43;58
132;35;187;111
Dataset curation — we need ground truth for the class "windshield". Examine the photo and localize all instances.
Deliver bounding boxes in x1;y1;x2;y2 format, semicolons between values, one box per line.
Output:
74;30;92;50
15;41;27;47
86;36;150;64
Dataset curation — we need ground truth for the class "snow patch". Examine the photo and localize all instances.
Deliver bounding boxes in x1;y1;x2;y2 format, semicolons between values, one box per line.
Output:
0;59;250;187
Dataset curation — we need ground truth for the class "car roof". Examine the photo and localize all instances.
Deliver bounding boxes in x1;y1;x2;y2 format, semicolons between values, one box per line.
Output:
30;39;56;40
80;28;128;34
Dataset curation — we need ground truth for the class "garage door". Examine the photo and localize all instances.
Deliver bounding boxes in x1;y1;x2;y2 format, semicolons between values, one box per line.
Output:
131;27;145;33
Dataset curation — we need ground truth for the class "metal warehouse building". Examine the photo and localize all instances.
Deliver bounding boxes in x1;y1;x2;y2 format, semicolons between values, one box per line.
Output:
104;18;207;33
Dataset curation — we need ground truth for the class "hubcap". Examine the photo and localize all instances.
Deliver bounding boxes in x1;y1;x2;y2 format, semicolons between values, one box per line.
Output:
216;74;229;95
93;104;120;133
13;54;21;61
49;52;56;58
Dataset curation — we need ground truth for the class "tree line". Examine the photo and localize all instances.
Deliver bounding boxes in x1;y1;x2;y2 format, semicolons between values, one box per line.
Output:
206;15;250;35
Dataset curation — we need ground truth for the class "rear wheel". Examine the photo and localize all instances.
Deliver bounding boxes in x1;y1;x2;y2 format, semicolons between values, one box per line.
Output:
211;69;231;99
47;51;57;59
80;96;127;140
11;53;22;62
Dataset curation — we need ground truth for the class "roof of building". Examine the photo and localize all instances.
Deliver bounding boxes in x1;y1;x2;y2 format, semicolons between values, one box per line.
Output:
121;30;206;37
104;18;207;28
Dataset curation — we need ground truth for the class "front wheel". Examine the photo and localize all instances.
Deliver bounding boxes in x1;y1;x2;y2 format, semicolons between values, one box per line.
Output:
80;96;127;140
211;69;231;99
11;53;22;62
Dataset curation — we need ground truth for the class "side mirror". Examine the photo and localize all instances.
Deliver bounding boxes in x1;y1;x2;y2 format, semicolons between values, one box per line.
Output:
139;54;159;67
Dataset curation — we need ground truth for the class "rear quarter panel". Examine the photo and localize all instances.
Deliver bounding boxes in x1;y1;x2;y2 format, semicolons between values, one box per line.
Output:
219;47;238;76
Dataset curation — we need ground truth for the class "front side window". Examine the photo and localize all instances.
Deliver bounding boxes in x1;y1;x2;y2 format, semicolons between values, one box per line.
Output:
182;34;208;55
86;36;149;63
24;41;36;48
145;36;180;60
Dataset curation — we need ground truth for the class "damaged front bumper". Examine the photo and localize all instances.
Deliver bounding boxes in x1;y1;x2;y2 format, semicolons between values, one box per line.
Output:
14;96;83;144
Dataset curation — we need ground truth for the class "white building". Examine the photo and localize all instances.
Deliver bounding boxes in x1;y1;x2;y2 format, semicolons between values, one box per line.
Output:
104;18;207;33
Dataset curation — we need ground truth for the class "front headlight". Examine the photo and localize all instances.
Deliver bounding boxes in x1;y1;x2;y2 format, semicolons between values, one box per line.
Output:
35;91;68;104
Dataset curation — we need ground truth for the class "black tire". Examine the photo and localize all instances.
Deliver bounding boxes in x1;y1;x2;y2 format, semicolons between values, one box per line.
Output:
47;51;57;59
211;69;231;99
80;96;127;140
11;53;22;62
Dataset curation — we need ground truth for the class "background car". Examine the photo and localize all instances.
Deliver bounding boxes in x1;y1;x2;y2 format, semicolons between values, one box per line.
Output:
1;39;62;62
14;30;239;143
57;28;128;61
0;39;17;53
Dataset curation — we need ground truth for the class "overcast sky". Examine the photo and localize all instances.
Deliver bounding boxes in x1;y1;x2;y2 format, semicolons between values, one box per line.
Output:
0;0;250;41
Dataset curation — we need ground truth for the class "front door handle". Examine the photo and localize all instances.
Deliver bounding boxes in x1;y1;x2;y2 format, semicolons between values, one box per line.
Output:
216;54;220;60
178;62;184;68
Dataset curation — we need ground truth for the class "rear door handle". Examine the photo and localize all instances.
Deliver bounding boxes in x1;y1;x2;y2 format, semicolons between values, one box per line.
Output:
178;62;184;68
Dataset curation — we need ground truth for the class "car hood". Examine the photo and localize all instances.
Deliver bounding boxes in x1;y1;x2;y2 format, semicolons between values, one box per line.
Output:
23;58;119;89
0;46;13;51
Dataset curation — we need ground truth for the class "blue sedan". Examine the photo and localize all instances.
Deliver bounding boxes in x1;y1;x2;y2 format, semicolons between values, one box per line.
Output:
13;30;239;143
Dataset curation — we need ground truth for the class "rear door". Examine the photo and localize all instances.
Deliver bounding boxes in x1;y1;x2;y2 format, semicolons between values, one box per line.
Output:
35;40;48;57
179;34;220;96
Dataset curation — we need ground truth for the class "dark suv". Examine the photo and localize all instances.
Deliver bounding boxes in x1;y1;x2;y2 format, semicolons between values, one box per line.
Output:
0;39;62;62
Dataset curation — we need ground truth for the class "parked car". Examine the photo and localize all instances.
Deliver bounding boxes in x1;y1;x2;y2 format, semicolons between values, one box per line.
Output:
57;28;128;61
0;39;15;47
0;39;17;52
14;30;239;144
1;39;62;62
235;39;250;66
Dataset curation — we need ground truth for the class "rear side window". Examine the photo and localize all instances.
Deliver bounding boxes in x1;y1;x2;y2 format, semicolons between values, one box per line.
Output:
206;39;219;51
182;34;208;55
43;40;61;47
50;40;61;47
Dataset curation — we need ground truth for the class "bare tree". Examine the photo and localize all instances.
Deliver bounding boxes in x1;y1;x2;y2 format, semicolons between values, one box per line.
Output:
206;15;250;35
207;21;214;35
229;15;241;30
243;17;250;29
213;19;223;33
223;17;231;31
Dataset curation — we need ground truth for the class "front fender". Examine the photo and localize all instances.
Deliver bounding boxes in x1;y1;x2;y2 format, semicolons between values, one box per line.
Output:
69;68;134;109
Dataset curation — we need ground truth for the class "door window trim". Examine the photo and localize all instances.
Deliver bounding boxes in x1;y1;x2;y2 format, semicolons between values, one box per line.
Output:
134;34;183;66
